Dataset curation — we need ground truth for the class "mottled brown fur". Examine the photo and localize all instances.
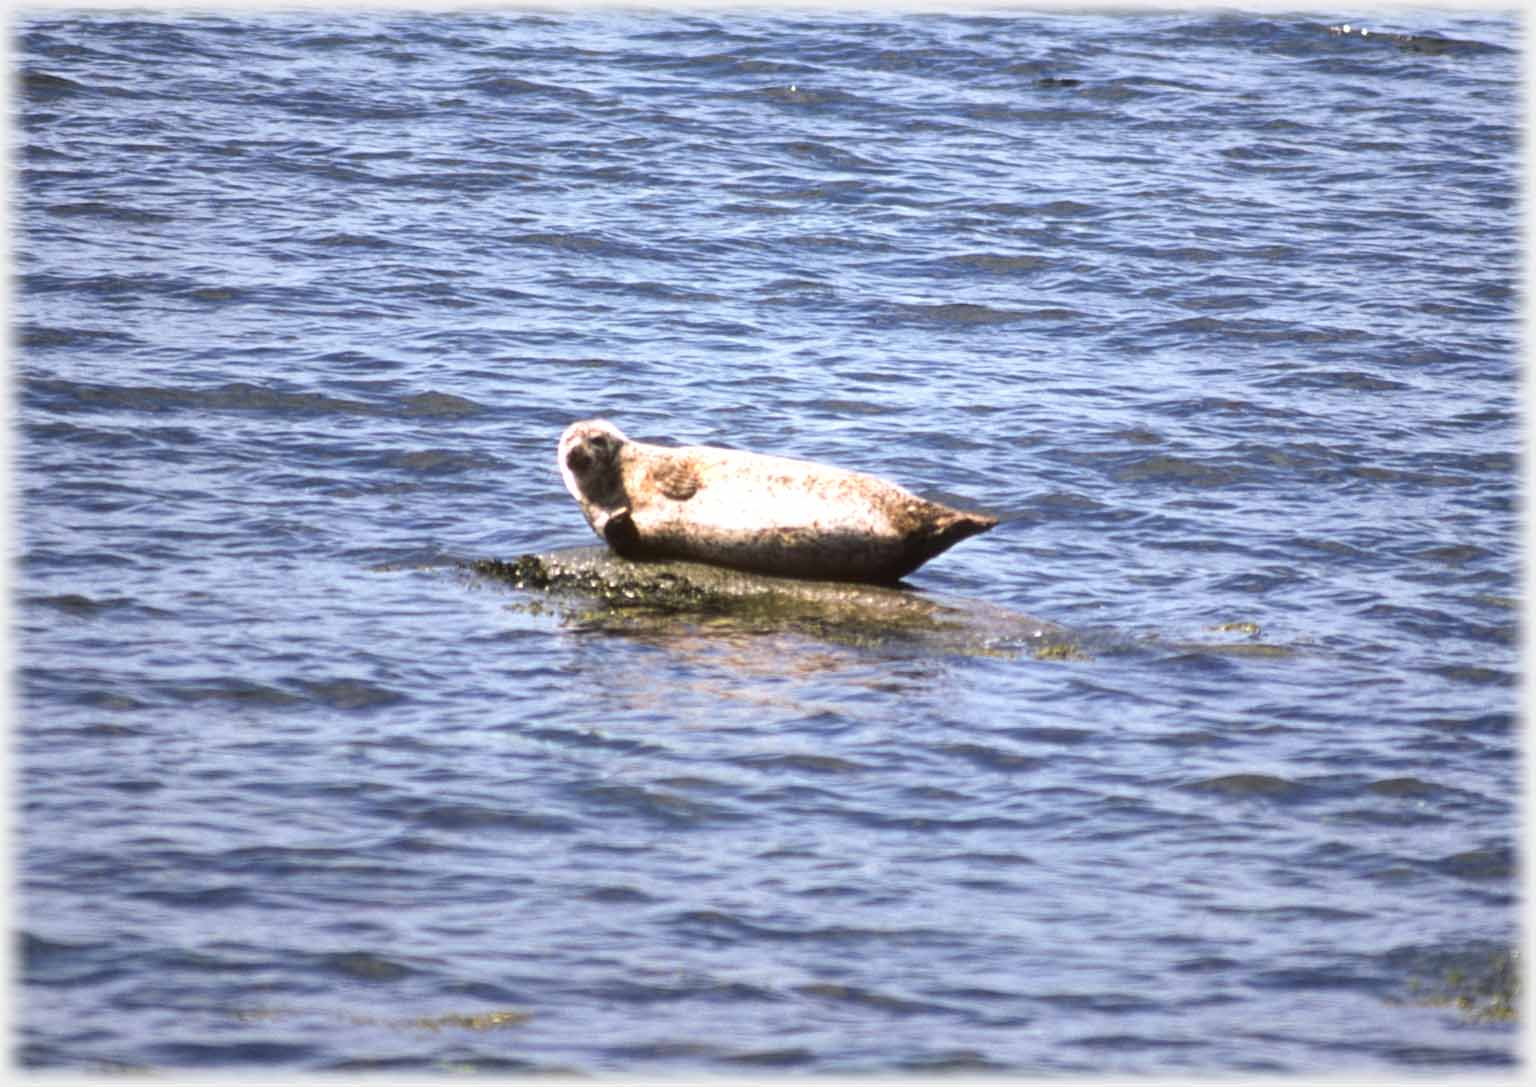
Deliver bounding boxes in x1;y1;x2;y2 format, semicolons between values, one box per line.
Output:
558;419;995;583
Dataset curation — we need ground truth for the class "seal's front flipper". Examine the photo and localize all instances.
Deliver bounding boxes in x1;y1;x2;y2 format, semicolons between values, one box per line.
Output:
653;458;701;502
601;507;642;556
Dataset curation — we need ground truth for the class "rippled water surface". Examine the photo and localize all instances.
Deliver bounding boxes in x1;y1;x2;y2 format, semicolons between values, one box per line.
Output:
15;7;1522;1076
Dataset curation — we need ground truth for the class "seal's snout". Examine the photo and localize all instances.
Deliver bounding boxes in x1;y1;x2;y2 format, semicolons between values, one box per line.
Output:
560;420;623;475
581;430;615;464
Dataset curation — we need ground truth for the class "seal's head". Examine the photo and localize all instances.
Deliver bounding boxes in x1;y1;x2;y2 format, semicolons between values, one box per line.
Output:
558;418;630;523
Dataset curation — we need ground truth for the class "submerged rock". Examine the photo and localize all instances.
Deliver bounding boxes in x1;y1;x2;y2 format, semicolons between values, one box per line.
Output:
1325;23;1505;57
466;546;1085;660
463;546;1296;663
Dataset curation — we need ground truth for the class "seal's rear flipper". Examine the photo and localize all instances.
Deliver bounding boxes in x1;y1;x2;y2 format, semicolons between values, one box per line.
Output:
944;511;999;543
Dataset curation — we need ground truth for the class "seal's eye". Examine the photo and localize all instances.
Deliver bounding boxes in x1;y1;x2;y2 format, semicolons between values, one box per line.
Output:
589;434;612;454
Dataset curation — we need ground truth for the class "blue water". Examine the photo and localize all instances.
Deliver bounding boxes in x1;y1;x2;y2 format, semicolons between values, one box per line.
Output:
15;7;1521;1076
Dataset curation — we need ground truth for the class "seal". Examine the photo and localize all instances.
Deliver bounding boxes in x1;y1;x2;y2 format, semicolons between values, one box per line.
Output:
557;418;997;583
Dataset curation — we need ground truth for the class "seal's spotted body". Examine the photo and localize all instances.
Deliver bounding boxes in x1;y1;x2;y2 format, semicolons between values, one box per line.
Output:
557;419;996;583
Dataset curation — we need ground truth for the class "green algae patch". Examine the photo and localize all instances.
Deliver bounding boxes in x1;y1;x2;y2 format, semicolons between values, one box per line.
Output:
470;552;733;614
1142;618;1298;659
407;1010;531;1032
233;1006;532;1032
1392;948;1521;1024
1032;641;1094;662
